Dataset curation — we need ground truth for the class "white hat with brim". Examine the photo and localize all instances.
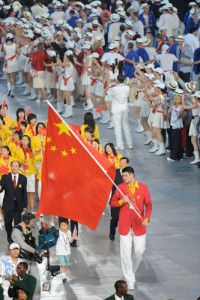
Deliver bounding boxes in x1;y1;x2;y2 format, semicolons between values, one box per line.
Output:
83;43;91;49
125;20;132;28
108;42;118;50
146;64;154;69
141;3;149;9
65;50;73;56
192;91;200;97
174;88;184;95
47;50;56;57
143;36;150;46
127;6;135;13
126;30;135;39
136;38;143;44
189;1;197;6
9;243;20;250
168;80;178;90
155;82;165;89
110;13;120;22
175;35;184;42
91;52;99;58
74;2;85;9
145;73;155;80
95;35;102;41
6;33;14;39
185;82;196;92
85;4;92;10
84;32;92;39
75;18;83;23
154;67;163;74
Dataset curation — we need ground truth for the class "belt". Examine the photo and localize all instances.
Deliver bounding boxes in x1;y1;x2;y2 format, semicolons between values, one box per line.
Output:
156;110;166;121
62;75;72;86
163;70;173;73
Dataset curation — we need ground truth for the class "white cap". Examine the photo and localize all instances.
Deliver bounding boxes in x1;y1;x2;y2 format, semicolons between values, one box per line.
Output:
75;18;83;23
162;44;169;53
154;67;163;74
55;1;62;8
190;7;197;15
189;2;197;6
110;13;120;22
56;31;63;36
65;50;73;56
116;0;123;4
91;52;99;58
6;33;14;39
108;42;118;49
140;3;149;9
175;35;184;42
83;43;91;49
146;64;154;69
92;19;99;26
9;243;20;250
74;1;85;9
145;73;155;80
155;81;165;89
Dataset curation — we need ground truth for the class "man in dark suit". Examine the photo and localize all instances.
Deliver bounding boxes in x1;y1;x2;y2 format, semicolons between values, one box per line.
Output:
109;157;129;241
8;262;36;300
105;280;134;300
0;161;27;243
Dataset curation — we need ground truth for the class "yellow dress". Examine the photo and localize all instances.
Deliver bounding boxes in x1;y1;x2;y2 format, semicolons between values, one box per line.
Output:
107;153;122;169
24;124;36;138
80;124;99;141
14;148;36;176
4;115;12;128
0;125;12;146
0;156;15;180
31;135;46;163
8;140;21;157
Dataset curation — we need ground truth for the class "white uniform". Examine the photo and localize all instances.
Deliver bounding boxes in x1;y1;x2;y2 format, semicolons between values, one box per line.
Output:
3;43;20;73
189;105;200;136
81;54;92;86
156;53;178;83
156;13;174;35
111;84;133;147
152;95;169;129
105;70;118;102
55;66;64;89
60;62;75;92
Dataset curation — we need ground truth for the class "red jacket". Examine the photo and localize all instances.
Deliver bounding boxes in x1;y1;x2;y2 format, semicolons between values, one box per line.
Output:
110;182;152;236
32;50;48;71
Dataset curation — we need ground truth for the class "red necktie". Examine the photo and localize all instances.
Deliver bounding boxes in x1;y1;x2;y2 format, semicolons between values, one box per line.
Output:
13;176;16;189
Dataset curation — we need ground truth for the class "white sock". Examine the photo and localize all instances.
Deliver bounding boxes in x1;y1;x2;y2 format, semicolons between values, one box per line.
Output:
7;82;11;91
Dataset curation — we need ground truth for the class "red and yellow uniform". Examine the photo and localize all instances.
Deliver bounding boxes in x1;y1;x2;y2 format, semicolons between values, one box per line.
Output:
107;153;122;169
80;124;99;141
0;125;12;146
8;139;21;157
14;147;36;176
0;155;15;180
24;124;36;138
12;119;26;129
3;115;12;128
31;135;46;163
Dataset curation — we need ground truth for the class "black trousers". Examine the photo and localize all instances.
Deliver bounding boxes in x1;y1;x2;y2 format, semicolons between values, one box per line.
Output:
170;128;183;160
5;210;21;240
178;71;191;82
110;207;120;236
167;126;172;150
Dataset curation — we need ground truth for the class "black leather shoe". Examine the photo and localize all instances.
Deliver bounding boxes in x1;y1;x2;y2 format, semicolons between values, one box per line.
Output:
70;240;77;247
109;234;115;241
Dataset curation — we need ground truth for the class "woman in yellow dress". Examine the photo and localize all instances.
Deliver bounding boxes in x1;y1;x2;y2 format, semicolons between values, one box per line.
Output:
80;112;99;141
14;135;36;212
92;139;103;154
12;108;26;129
25;113;37;138
104;143;122;169
8;131;22;157
0;146;15;224
0;115;12;146
0;104;13;128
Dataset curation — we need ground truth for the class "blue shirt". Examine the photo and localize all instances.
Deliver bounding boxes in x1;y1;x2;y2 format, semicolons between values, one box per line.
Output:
67;16;79;28
136;48;149;62
124;50;139;78
194;47;200;74
169;43;178;72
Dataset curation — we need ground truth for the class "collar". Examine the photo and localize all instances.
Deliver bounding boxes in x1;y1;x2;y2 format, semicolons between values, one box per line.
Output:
128;180;139;189
115;294;124;300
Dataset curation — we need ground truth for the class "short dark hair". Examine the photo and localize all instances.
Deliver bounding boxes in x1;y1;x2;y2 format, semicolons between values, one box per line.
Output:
189;27;197;34
122;166;134;174
120;157;129;163
27;113;37;124
59;218;69;225
114;280;127;291
84;126;94;134
128;42;134;50
36;122;46;135
0;104;8;109
2;146;11;156
117;74;125;83
18;262;28;270
20;121;27;128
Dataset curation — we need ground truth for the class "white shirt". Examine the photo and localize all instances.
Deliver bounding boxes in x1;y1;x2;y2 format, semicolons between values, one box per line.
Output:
108;22;121;43
170;105;183;129
31;4;48;17
156;53;178;71
110;84;130;114
56;230;72;255
51;10;66;22
115;294;124;300
184;33;199;54
11;173;19;187
133;20;144;37
156;13;174;35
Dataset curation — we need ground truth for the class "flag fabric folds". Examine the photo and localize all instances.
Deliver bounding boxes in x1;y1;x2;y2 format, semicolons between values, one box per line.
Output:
36;106;115;231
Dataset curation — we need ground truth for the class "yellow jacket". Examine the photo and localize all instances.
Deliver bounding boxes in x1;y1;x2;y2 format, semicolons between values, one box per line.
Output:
0;156;15;179
37;163;42;180
14;148;36;176
8;141;21;157
0;125;12;146
31;135;46;163
25;124;36;138
80;124;99;141
12;119;27;129
107;153;122;169
4;115;12;128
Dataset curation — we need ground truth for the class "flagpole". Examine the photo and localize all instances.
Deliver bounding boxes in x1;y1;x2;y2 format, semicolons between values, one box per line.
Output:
46;101;142;220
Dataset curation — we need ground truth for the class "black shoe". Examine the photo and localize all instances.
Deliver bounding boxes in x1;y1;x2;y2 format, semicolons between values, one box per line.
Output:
62;278;67;283
109;234;115;241
10;94;14;98
70;240;77;247
7;90;11;97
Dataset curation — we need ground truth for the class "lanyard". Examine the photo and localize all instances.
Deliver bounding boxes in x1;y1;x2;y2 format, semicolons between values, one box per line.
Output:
62;233;70;244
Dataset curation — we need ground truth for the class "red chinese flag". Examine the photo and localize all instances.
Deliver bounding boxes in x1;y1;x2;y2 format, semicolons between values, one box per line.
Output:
45;220;50;229
39;126;47;135
37;107;115;231
68;123;81;136
25;107;30;117
0;164;9;175
2;98;6;109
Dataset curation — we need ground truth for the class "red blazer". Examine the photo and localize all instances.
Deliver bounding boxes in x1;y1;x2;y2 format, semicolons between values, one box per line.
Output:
32;50;48;71
110;182;152;236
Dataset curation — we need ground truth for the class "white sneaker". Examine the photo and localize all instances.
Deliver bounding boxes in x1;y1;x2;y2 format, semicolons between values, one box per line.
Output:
22;89;30;96
36;99;41;103
167;157;175;161
128;144;133;149
155;149;165;156
149;146;159;153
84;99;93;111
135;126;144;133
115;145;124;150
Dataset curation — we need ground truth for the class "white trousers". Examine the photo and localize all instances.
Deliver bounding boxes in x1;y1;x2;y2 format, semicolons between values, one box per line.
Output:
113;109;132;147
120;228;146;286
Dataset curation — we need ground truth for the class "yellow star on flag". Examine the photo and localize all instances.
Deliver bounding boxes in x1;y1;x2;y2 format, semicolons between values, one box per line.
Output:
61;150;68;157
70;147;76;154
51;145;57;152
55;122;71;137
46;137;52;143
